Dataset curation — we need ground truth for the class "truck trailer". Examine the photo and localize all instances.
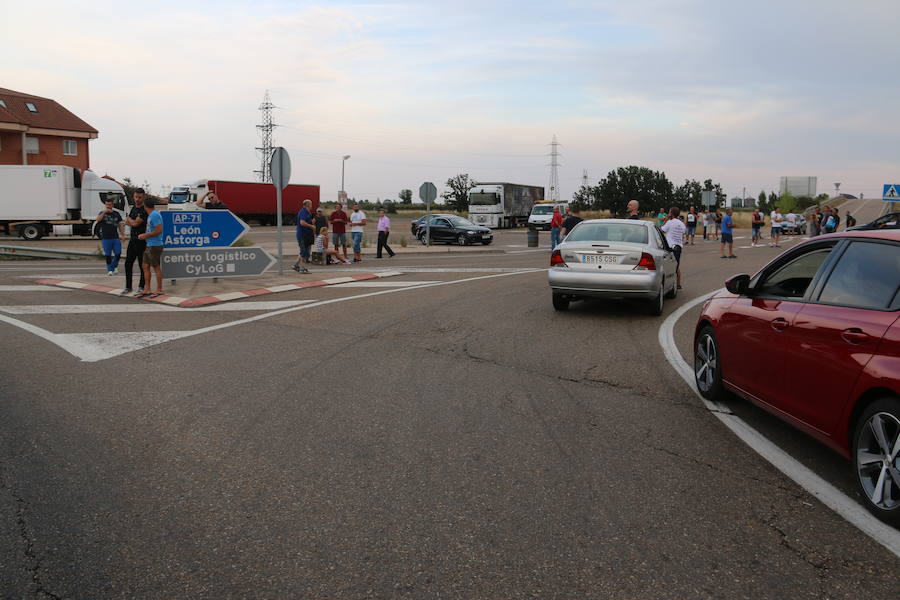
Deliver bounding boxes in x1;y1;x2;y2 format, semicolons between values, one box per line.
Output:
0;165;128;240
169;179;320;225
467;182;544;229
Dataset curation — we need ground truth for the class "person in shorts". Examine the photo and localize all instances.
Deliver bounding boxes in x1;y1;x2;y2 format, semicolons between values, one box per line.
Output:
349;203;367;262
136;198;165;298
661;206;686;289
292;200;315;273
751;208;764;246
720;208;736;258
685;207;697;245
329;203;349;259
770;208;783;247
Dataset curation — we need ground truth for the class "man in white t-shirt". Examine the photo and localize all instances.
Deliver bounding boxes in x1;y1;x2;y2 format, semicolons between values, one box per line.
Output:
661;207;687;290
785;212;797;235
770;209;783;247
349;203;367;263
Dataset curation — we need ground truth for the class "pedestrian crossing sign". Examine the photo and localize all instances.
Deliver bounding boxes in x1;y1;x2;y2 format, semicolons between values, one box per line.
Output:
884;184;900;200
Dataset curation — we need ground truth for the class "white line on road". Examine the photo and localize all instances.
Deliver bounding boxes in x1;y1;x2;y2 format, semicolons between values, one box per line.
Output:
0;285;67;292
331;280;440;288
658;293;900;558
0;269;545;362
0;300;315;314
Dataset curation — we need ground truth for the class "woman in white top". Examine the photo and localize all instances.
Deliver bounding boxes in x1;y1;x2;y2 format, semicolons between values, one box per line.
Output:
661;207;687;290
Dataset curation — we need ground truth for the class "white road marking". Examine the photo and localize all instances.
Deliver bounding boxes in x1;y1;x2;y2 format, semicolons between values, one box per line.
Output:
659;292;900;558
0;300;315;314
335;280;439;288
0;270;545;363
0;285;66;292
507;249;550;254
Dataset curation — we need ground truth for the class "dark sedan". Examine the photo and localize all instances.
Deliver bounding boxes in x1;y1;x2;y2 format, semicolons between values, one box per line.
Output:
694;228;900;525
418;215;493;245
410;214;455;237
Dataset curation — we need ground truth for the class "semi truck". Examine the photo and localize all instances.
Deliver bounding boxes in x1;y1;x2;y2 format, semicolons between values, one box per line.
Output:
0;165;128;240
168;179;320;225
467;182;544;229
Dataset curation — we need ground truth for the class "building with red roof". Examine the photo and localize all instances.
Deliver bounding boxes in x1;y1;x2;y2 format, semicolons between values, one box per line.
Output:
0;87;98;171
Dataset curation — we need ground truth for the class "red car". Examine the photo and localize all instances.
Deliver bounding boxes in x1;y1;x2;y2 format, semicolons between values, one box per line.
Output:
694;228;900;525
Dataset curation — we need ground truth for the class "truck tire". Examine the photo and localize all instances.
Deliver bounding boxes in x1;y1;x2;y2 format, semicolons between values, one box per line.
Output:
20;223;44;241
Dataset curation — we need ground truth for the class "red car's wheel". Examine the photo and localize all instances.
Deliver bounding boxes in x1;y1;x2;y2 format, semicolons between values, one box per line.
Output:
694;325;723;400
853;397;900;526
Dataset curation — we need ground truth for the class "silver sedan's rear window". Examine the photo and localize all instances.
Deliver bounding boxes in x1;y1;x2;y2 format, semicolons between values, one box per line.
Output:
566;223;648;245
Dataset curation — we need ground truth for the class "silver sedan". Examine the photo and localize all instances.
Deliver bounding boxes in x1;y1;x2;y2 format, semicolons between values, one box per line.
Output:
547;219;679;315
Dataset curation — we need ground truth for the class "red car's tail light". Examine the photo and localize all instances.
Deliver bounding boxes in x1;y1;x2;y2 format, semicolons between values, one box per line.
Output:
550;249;567;267
634;252;656;270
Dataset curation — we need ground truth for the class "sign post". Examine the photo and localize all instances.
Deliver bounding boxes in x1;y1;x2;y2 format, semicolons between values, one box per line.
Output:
270;147;292;275
419;182;437;246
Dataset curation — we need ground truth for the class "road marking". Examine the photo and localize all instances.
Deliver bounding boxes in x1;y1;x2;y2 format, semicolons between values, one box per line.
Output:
0;300;315;314
332;280;440;288
0;270;545;363
507;249;550;254
659;292;900;558
0;285;66;292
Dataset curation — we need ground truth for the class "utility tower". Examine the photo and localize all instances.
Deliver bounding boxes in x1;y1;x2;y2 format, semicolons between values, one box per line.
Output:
547;135;562;202
581;169;589;190
254;91;276;182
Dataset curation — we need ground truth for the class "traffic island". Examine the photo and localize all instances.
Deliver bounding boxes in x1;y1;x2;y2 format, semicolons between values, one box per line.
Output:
34;270;404;308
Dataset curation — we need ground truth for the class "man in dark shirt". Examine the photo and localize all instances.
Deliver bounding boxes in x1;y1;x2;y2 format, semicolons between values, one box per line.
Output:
626;200;640;219
329;203;349;259
123;188;148;293
197;191;227;209
561;207;583;238
292;200;315;273
95;199;125;276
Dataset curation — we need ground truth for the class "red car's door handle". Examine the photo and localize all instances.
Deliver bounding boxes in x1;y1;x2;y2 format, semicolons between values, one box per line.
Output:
841;328;870;344
770;318;789;331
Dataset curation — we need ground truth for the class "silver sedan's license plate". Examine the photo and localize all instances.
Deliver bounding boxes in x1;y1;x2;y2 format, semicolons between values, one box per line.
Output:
582;254;619;264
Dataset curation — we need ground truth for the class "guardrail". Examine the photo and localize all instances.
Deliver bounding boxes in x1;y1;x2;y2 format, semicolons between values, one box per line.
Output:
0;245;99;260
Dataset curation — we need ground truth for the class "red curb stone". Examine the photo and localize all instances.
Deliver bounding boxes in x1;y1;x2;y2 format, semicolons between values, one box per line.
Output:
242;289;272;297
84;284;116;293
179;296;220;307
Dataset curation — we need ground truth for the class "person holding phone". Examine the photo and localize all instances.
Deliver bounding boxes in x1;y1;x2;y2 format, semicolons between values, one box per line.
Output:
95;198;125;275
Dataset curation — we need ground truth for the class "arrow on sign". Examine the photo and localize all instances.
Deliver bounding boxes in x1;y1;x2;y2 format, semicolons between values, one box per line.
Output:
160;210;250;248
161;247;276;279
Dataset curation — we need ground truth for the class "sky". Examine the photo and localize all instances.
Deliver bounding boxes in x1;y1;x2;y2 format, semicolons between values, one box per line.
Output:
2;0;898;202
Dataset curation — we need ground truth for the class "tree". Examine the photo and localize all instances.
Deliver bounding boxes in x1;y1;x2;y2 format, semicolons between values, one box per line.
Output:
674;179;703;209
702;179;726;207
398;189;412;204
779;190;797;213
596;166;673;217
570;184;595;210
441;173;476;212
758;190;766;209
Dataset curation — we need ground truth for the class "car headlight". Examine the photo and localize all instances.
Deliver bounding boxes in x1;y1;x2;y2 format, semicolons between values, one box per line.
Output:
467;230;479;235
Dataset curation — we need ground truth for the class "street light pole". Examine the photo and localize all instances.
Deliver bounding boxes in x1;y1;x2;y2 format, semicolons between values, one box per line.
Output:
341;155;351;194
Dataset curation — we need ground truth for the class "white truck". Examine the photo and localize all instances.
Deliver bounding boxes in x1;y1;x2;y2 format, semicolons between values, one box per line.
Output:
527;201;569;230
467;182;544;229
0;165;129;240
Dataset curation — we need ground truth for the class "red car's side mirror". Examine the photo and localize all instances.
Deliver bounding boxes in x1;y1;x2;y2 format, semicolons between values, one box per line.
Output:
725;273;751;295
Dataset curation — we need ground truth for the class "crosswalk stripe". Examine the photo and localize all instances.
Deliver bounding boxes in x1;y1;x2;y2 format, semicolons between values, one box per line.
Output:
0;300;315;315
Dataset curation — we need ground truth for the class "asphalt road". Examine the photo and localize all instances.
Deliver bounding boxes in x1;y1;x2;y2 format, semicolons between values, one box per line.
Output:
1;231;898;599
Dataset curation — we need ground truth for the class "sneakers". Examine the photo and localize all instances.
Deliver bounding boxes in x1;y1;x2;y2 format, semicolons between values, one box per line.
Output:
137;287;144;294
114;268;119;274
122;288;132;295
107;271;114;276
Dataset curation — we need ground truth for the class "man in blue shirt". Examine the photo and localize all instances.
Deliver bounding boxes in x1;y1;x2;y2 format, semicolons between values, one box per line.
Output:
292;199;315;273
720;207;736;259
136;198;166;297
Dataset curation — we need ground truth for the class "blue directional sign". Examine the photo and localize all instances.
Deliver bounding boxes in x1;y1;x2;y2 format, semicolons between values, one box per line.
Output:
160;210;250;248
883;184;900;201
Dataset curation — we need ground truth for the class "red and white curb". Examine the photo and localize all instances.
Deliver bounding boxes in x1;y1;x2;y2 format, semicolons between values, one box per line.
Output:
35;271;404;308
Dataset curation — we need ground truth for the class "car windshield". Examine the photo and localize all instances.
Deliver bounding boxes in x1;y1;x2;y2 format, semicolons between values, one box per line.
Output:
169;192;191;204
448;216;475;227
565;222;649;245
469;193;498;206
532;205;554;215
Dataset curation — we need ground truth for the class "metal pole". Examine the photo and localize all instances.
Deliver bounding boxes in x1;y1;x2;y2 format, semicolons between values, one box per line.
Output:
341;159;345;193
276;186;283;275
425;198;431;246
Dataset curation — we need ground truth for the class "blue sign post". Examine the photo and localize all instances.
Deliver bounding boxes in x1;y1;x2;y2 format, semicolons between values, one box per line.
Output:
883;184;900;202
160;210;250;248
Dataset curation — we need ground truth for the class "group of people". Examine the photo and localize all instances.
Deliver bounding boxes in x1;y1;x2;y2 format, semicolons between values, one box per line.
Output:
95;188;166;298
292;201;395;273
549;205;585;249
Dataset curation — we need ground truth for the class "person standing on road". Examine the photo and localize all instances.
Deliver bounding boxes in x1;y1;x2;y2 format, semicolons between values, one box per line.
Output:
329;203;350;261
96;198;125;276
314;207;328;235
661;206;686;290
705;209;715;240
770;207;783;247
561;207;583;238
136;198;164;298
845;212;857;229
550;205;564;249
833;208;841;231
626;200;640;219
292;200;315;273
123;188;148;294
375;208;395;258
685;207;697;245
350;203;367;263
720;208;736;259
808;207;820;237
713;210;722;241
751;208;764;247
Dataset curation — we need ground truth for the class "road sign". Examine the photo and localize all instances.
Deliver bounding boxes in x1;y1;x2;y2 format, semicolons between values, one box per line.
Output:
419;182;437;204
701;190;716;208
161;210;250;248
270;147;291;274
161;247;275;279
271;147;291;191
883;184;899;201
